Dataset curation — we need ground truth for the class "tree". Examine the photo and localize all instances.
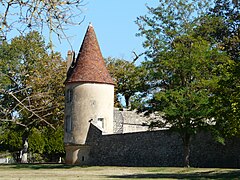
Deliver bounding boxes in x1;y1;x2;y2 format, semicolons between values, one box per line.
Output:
43;126;65;161
0;0;85;45
136;0;233;167
196;0;239;62
136;0;211;58
106;57;148;109
0;31;66;161
28;126;64;162
195;0;240;138
210;63;240;140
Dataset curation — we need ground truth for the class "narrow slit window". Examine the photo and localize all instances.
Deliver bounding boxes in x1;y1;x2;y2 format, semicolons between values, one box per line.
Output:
66;89;73;103
66;115;72;133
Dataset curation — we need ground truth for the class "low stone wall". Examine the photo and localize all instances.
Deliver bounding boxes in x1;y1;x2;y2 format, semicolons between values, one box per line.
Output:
86;124;240;168
191;132;240;168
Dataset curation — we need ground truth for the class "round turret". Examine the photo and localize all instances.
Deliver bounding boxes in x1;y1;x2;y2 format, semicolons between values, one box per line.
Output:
64;24;114;164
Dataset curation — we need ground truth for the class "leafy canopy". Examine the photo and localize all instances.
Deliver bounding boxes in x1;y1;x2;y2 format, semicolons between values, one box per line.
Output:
136;0;234;166
0;31;65;159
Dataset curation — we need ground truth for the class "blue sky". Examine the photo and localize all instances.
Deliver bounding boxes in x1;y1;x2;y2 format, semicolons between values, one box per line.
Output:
55;0;158;61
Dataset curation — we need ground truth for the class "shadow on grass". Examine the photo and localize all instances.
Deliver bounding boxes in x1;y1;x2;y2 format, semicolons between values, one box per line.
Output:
0;163;87;170
107;170;240;179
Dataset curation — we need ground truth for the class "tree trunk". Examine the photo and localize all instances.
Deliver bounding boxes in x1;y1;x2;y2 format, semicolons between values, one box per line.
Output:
183;133;191;167
20;139;28;163
125;95;131;109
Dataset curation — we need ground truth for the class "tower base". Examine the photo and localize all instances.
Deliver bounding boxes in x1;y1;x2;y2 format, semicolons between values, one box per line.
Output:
65;144;90;165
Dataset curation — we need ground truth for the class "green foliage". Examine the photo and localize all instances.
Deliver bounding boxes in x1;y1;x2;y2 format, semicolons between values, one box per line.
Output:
106;57;148;108
0;31;65;127
0;129;23;152
210;63;240;137
142;35;231;132
28;126;64;158
194;0;240;137
0;31;65;160
130;93;147;112
136;0;211;57
44;126;64;155
196;0;239;62
136;0;236;166
28;128;45;154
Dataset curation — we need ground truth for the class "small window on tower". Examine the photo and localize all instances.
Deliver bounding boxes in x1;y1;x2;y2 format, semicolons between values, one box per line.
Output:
66;115;72;133
97;118;104;129
66;89;73;103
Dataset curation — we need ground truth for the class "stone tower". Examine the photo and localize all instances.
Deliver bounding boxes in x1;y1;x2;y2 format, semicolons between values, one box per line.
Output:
64;24;115;165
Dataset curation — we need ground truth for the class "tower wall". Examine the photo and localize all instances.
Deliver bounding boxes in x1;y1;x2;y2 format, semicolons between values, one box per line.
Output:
64;82;114;145
64;24;115;165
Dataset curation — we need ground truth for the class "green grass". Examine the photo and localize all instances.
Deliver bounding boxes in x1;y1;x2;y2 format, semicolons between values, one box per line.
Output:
0;164;239;179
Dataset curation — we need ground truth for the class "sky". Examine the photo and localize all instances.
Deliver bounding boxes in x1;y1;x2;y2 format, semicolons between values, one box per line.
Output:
55;0;158;62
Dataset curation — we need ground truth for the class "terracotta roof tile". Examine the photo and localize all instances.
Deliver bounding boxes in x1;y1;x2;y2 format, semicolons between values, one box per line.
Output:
65;24;114;85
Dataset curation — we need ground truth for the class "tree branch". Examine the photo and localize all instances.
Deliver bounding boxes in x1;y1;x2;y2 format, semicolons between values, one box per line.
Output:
8;91;55;129
132;51;144;64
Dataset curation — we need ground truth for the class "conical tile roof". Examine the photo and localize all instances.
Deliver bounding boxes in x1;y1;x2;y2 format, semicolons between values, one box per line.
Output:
65;24;114;85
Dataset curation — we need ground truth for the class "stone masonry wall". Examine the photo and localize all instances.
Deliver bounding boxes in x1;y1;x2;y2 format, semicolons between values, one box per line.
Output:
113;109;151;134
86;124;240;168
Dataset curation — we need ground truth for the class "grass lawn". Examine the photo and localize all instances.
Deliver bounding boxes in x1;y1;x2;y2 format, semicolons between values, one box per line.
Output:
0;164;239;179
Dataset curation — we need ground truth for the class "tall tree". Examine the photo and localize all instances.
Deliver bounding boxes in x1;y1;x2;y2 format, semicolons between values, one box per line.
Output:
198;0;240;138
210;63;240;139
136;0;211;58
136;0;233;167
196;0;239;62
0;31;66;161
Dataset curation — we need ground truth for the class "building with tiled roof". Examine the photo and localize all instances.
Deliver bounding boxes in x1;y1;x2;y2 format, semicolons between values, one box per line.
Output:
62;24;240;168
64;24;114;165
65;23;114;85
